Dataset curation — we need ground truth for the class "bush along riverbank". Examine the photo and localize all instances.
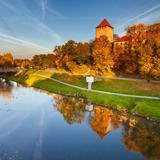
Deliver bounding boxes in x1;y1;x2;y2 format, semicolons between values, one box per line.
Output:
10;70;160;121
0;72;15;80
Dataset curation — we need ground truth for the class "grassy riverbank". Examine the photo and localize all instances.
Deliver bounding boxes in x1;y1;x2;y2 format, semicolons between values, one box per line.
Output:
10;70;160;120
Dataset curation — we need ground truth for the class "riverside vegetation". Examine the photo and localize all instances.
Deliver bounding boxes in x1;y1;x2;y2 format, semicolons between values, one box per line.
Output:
11;70;160;121
1;23;160;80
2;22;160;121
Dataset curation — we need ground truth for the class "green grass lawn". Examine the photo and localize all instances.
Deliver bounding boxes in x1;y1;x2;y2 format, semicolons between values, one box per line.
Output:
92;79;160;97
51;73;86;87
35;71;160;97
10;70;160;120
24;70;160;96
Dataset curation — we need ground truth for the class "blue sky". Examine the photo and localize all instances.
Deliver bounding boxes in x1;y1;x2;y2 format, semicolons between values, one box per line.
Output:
0;0;160;58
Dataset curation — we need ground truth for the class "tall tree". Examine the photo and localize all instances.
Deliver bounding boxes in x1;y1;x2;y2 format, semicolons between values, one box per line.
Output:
92;36;114;75
138;35;160;80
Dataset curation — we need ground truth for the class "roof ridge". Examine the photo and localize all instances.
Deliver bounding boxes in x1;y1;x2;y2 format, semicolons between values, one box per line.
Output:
114;35;129;42
96;18;113;29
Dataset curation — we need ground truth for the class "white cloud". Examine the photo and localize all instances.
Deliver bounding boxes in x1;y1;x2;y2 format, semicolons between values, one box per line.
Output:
137;9;160;24
41;0;47;21
39;0;65;19
116;3;160;34
0;32;50;51
0;0;63;57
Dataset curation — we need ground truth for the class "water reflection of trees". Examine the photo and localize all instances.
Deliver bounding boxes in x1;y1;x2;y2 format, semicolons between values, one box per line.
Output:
54;96;160;159
54;96;86;124
0;79;13;103
122;122;160;160
90;107;113;139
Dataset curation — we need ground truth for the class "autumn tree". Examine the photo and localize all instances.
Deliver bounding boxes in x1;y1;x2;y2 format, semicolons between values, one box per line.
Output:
114;22;160;79
53;40;90;72
0;55;3;67
124;35;139;74
0;53;14;68
138;35;160;80
113;43;126;71
92;36;114;75
14;59;31;68
32;54;55;69
138;38;154;81
148;23;160;34
127;24;147;35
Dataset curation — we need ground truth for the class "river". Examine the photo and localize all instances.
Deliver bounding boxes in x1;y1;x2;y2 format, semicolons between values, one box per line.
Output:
0;79;160;160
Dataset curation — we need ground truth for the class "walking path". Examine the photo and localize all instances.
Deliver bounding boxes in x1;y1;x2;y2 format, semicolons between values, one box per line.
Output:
45;69;160;83
33;74;160;100
97;76;160;83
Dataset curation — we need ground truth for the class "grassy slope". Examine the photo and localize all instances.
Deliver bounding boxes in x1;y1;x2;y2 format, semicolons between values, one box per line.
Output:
10;70;160;120
93;79;160;97
45;72;160;97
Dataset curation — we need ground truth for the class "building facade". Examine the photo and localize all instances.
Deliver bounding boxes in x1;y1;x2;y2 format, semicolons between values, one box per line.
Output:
96;19;114;42
96;19;160;52
96;18;129;45
114;35;129;51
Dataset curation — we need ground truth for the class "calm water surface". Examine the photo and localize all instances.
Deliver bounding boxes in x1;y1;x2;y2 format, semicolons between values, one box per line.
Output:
0;79;160;160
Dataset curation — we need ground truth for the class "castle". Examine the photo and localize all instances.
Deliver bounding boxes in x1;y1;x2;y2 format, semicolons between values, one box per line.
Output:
96;19;114;42
96;18;160;49
96;18;128;46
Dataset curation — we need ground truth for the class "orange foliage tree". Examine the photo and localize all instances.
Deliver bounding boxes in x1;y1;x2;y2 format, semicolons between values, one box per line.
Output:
92;36;114;75
0;53;14;68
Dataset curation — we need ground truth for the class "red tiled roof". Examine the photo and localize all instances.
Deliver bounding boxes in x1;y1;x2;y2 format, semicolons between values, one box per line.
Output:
114;35;129;42
96;18;113;29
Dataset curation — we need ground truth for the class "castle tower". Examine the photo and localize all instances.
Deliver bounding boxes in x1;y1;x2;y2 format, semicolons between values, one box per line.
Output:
96;18;114;42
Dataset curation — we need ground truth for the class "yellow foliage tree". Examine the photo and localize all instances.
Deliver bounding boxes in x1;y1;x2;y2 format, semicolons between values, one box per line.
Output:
93;36;114;75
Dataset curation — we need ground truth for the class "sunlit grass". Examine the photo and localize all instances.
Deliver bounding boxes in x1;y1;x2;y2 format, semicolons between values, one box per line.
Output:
10;70;160;120
32;70;160;97
92;78;160;97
